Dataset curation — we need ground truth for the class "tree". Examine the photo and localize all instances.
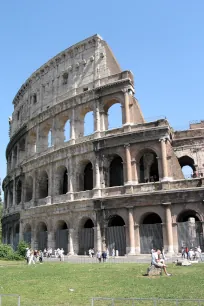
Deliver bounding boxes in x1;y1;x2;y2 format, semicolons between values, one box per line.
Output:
0;201;2;242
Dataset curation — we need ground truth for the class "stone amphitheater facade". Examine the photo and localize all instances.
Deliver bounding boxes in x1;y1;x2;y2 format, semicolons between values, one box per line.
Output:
2;34;204;255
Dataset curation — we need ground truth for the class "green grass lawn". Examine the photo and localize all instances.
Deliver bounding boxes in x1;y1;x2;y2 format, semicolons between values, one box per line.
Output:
0;261;204;306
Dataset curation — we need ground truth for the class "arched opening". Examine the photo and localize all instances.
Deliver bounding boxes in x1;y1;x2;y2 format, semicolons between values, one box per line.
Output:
78;218;94;255
106;215;126;256
84;162;93;191
13;223;20;251
13;146;18;167
64;119;71;142
38;171;49;199
25;176;33;202
177;210;203;251
37;222;48;251
178;156;196;178
9;182;13;207
23;224;31;245
13;224;20;250
140;213;163;254
56;220;68;254
84;111;94;136
16;180;22;205
107;103;122;130
109;156;124;187
139;151;159;183
19;138;25;161
55;166;68;195
28;130;37;155
48;129;52;147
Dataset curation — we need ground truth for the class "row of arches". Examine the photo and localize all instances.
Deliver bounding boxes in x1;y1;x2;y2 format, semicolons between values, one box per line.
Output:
19;209;204;255
4;152;201;207
8;102;123;170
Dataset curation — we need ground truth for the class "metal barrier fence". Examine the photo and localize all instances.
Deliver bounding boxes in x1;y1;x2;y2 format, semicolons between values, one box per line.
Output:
91;297;204;306
0;294;20;306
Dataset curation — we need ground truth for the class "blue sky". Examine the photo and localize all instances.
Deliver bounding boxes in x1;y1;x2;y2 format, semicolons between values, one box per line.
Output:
0;0;204;186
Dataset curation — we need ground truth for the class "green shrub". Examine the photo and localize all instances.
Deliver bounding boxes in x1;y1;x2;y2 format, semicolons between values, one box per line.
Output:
0;243;26;261
17;240;30;257
0;244;14;259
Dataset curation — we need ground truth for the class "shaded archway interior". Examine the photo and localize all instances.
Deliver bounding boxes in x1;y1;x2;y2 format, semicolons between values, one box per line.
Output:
142;213;162;224
109;156;124;187
139;151;159;183
177;210;200;222
108;215;125;227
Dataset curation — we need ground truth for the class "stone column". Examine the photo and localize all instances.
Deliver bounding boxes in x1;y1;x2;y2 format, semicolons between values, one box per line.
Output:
47;166;53;204
100;111;105;132
124;144;132;184
70;108;76;144
94;100;101;133
163;202;174;254
47;230;55;250
93;157;101;197
19;221;23;242
123;89;130;125
69;229;74;255
68;158;74;200
160;137;170;181
13;177;16;206
127;207;135;255
94;219;102;252
134;224;141;254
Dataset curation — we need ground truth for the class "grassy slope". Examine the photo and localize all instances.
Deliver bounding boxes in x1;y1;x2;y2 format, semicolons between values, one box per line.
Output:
0;261;204;305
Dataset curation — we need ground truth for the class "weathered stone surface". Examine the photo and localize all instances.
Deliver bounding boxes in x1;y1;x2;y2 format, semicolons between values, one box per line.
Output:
147;265;162;276
2;35;204;256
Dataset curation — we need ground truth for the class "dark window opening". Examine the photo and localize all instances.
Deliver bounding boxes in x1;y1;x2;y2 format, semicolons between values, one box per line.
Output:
110;156;124;187
84;219;94;228
16;180;22;204
33;93;37;104
142;213;162;224
62;73;68;85
83;88;88;92
84;162;93;191
63;169;68;194
108;215;125;227
177;210;200;223
139;152;159;183
39;172;48;199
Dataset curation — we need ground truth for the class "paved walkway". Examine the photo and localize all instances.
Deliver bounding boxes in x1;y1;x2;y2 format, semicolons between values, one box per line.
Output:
44;254;183;264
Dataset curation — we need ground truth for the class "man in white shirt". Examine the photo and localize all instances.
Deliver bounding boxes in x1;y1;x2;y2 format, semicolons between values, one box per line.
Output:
151;249;172;276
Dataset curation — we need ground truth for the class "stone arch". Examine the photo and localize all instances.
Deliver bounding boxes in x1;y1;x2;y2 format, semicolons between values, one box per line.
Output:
103;98;123;130
13;146;18;167
83;109;94;136
177;209;201;223
19;138;26;161
178;156;196;178
55;166;68;195
139;212;163;254
55;220;68;254
48;129;52;147
140;212;163;224
78;217;94;255
38;170;49;199
106;214;126;256
78;160;93;191
137;149;159;183
16;179;22;205
25;176;33;202
177;209;203;250
64;119;71;142
37;221;48;251
109;155;124;187
23;223;32;244
28;129;37;155
39;120;52;152
13;223;20;250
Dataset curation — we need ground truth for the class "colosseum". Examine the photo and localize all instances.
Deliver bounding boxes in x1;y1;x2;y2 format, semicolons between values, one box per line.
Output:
2;34;204;256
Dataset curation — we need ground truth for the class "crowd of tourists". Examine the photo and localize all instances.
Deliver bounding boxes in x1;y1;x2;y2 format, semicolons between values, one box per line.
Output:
181;246;202;260
88;248;117;262
25;247;65;264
